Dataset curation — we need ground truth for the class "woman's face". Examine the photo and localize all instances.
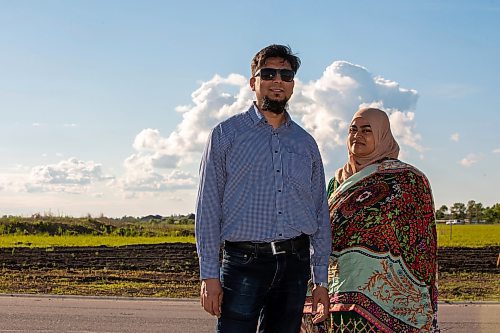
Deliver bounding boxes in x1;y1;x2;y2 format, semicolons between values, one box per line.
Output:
348;117;375;157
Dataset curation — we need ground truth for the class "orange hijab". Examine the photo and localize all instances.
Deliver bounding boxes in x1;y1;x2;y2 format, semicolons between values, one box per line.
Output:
336;108;400;184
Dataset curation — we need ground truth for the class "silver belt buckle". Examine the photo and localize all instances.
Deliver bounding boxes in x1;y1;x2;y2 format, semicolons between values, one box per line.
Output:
271;241;286;255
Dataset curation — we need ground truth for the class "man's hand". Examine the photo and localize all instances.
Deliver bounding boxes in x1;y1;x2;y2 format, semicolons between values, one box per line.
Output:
311;284;329;323
200;278;223;318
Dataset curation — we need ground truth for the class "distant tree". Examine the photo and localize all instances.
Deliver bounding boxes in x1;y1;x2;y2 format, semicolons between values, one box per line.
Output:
435;205;448;220
450;202;466;220
474;202;484;222
483;203;500;223
466;200;476;222
493;203;500;223
178;218;193;225
165;216;176;224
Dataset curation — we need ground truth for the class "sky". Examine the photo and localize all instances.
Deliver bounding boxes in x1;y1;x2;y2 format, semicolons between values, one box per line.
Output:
1;0;499;217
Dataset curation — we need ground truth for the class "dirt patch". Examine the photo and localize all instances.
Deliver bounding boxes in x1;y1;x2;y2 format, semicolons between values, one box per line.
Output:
0;244;498;299
1;243;199;272
2;244;498;272
437;246;499;273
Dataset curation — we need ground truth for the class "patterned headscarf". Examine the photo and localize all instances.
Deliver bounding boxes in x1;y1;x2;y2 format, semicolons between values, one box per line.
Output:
336;108;400;183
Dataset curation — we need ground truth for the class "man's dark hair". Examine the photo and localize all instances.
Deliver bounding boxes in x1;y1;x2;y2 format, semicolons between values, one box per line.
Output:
251;44;301;76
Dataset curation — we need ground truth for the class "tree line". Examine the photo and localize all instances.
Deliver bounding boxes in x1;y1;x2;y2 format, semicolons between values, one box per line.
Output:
435;201;500;223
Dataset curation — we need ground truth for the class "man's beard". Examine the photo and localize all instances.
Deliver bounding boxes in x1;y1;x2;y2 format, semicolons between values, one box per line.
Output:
261;96;289;115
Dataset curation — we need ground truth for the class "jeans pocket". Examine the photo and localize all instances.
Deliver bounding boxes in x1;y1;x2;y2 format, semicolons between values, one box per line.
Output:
223;248;255;266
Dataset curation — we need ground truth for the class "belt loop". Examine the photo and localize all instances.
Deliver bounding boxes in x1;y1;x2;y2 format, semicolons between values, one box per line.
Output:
292;237;297;254
291;236;299;254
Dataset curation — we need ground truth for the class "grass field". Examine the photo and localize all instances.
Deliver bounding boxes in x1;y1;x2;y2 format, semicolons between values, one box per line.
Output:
439;272;500;302
0;268;198;298
0;234;194;248
1;224;498;248
436;224;500;247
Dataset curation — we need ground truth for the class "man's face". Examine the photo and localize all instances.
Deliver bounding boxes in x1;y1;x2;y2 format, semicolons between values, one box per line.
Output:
250;57;295;111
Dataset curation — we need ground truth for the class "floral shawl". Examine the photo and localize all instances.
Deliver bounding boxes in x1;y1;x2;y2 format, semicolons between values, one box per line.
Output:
305;159;439;333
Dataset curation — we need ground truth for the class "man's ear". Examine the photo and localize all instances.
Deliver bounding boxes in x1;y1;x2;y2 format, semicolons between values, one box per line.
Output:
250;77;256;91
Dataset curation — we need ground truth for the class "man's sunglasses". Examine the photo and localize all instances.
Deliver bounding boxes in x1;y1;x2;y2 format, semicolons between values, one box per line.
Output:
254;68;295;82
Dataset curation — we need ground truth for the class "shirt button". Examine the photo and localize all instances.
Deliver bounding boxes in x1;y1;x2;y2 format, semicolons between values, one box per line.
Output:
274;150;278;153
278;211;282;214
277;189;282;192
276;170;280;173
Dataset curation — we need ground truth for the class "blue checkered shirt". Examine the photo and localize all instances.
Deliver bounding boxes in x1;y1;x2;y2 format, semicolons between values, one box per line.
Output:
195;104;331;283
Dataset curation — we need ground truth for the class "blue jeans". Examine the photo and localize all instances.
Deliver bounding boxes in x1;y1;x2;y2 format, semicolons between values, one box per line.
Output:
217;243;310;333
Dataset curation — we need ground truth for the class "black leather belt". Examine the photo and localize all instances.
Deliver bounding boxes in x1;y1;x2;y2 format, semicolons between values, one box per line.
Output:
224;234;309;255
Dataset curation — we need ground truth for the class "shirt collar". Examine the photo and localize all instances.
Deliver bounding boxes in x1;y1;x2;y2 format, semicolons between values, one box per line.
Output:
250;102;293;128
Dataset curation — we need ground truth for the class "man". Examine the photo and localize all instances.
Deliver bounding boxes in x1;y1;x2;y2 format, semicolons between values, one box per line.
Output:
195;44;331;333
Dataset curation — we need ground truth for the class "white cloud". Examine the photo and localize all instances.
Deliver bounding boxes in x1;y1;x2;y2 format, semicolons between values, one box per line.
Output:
283;61;421;161
24;157;113;193
459;154;480;168
120;60;421;192
451;133;460;142
118;169;196;193
118;73;253;193
492;148;500;154
1;60;427;214
134;74;252;166
0;175;18;192
116;153;197;194
388;110;423;152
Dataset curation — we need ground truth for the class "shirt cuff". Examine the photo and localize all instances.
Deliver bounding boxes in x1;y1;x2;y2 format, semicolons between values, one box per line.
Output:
311;264;328;284
199;257;220;280
311;254;329;284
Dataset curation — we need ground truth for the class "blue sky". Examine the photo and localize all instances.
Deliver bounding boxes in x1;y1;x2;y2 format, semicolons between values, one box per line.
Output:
1;0;499;217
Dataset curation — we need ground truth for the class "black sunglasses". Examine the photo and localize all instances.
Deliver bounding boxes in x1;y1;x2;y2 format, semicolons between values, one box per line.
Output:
254;68;295;82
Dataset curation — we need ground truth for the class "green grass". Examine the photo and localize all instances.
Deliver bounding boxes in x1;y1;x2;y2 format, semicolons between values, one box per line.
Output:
439;272;500;302
437;224;500;247
1;224;498;248
0;268;199;298
0;215;195;238
0;234;195;248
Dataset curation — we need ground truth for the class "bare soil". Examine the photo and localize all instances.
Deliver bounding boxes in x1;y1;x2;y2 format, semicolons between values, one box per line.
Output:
1;243;199;272
0;244;498;299
437;246;499;273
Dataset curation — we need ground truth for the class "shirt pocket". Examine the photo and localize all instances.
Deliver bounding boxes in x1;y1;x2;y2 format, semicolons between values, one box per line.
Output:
285;150;312;189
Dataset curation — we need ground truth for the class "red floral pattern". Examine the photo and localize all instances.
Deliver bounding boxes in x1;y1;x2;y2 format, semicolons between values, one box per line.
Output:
329;161;437;285
307;159;442;332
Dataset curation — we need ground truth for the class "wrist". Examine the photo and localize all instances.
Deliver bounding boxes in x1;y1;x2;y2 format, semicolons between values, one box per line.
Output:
315;282;328;289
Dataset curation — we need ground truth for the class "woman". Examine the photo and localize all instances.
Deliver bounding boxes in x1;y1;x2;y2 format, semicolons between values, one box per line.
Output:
303;107;439;332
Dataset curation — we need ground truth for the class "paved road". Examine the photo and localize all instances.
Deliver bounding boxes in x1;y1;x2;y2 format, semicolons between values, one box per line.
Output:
0;294;498;332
